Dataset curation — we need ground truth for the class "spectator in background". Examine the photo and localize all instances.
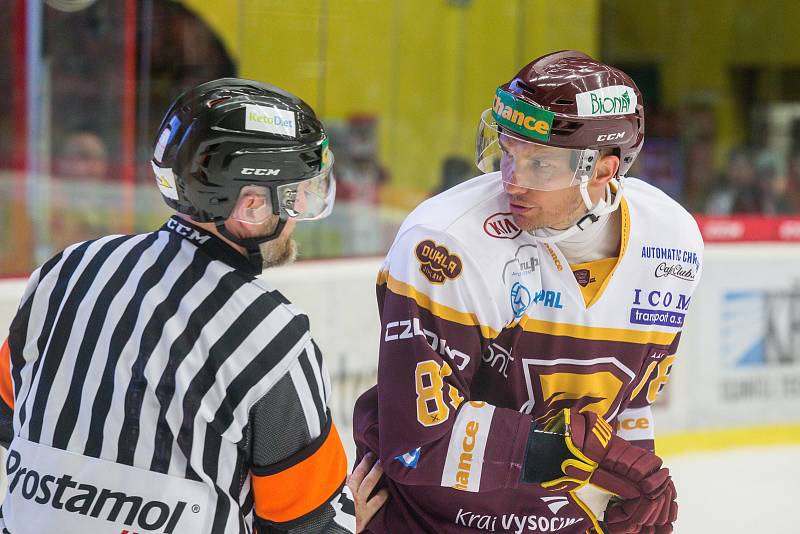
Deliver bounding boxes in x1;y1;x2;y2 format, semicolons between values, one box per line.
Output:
49;130;112;255
53;130;109;181
784;150;800;213
753;152;793;215
706;147;761;214
432;155;474;195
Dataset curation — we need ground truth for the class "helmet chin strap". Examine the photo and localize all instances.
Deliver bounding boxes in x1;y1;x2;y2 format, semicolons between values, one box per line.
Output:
215;217;288;270
532;176;624;244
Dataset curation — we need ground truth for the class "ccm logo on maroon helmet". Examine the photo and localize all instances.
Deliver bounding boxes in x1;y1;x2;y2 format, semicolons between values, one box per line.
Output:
596;132;625;142
241;168;280;176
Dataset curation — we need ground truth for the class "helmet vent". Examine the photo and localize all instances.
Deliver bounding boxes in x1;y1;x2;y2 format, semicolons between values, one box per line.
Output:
206;97;230;108
551;120;582;135
553;98;574;105
300;151;322;169
510;80;538;100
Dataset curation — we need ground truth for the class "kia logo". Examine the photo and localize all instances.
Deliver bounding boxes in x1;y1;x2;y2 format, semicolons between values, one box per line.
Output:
483;213;521;239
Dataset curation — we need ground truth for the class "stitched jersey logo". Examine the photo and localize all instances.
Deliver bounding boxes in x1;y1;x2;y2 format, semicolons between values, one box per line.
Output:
415;240;463;284
519;357;636;423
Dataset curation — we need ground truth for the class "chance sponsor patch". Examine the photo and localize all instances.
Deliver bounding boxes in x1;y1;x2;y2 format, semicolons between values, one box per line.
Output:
415;239;463;284
492;88;554;142
441;401;494;492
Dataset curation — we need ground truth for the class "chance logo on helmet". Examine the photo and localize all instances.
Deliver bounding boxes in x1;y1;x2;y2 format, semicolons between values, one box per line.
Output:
491;88;554;142
575;85;638;117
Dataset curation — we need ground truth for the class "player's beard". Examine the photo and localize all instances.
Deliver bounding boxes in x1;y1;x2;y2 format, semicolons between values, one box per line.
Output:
260;236;297;269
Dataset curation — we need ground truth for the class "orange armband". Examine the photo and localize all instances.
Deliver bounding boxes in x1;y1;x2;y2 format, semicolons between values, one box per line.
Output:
0;338;14;410
251;419;347;524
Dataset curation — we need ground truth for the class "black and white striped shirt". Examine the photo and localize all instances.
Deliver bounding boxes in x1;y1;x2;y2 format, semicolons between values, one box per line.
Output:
0;216;354;534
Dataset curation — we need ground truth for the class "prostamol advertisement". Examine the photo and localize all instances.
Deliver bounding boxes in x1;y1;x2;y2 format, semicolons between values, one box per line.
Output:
3;438;215;534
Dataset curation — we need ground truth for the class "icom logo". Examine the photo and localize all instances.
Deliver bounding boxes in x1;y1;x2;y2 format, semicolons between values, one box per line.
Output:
597;132;625;142
629;288;690;327
241;168;280;176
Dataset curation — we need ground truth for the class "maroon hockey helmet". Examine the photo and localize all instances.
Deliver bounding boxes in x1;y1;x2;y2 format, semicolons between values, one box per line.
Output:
477;50;645;181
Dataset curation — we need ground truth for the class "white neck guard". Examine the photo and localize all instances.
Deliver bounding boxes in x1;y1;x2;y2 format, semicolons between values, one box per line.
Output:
531;175;624;250
541;206;621;264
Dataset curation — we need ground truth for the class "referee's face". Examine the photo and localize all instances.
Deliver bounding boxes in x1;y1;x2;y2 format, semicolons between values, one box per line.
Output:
227;210;297;269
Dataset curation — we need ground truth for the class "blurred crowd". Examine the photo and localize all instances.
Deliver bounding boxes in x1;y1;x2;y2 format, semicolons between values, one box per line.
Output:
705;147;800;215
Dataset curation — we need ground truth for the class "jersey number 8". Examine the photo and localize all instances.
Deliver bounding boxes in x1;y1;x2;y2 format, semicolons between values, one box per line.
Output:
415;360;464;427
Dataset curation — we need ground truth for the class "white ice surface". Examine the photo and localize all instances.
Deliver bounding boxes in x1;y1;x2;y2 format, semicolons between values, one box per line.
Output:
666;445;800;533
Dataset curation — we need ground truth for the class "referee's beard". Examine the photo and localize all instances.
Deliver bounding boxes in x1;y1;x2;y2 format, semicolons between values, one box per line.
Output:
259;233;297;269
174;212;298;270
252;214;298;270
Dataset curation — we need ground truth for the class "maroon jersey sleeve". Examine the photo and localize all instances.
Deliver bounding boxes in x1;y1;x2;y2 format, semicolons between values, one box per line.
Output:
615;332;682;452
357;225;534;492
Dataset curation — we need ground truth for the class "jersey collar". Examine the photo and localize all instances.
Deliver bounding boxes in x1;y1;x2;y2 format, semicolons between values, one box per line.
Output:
161;216;261;276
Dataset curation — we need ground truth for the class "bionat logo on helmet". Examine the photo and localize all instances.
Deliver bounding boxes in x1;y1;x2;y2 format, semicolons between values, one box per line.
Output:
492;88;554;143
576;85;638;117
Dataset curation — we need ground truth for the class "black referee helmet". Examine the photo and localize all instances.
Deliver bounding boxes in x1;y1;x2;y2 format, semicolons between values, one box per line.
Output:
150;78;335;252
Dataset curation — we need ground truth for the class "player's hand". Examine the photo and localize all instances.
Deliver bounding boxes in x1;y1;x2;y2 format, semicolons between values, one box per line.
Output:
347;452;389;533
525;408;665;496
603;476;678;534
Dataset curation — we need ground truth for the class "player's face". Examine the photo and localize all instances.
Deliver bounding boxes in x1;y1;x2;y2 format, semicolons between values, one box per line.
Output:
503;180;586;231
498;135;578;192
499;136;586;231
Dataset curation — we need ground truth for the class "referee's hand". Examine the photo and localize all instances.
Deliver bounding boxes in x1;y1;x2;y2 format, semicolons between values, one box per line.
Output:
347;452;388;533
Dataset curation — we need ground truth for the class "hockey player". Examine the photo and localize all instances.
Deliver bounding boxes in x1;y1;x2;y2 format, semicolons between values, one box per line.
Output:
0;79;361;533
352;51;702;533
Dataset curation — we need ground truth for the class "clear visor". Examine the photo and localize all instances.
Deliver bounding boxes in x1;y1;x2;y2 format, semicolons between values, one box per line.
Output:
475;109;598;191
277;164;336;221
230;155;336;224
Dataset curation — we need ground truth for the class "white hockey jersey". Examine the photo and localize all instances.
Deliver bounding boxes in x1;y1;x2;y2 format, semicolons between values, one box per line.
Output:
353;171;703;534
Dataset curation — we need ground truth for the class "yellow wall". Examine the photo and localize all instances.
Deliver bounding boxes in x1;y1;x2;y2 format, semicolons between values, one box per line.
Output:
604;0;800;168
179;0;600;204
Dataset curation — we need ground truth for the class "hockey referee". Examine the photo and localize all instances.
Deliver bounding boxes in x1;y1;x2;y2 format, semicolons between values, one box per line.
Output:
0;79;370;533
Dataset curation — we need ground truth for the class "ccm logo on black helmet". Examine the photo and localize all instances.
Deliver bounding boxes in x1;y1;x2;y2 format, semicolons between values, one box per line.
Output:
241;168;280;176
597;132;625;142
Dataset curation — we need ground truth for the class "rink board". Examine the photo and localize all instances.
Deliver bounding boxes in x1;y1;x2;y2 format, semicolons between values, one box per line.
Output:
2;245;800;462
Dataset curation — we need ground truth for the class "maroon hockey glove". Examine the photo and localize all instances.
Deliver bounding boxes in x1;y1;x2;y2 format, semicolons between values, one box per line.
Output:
521;408;665;497
604;476;678;534
590;462;671;501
